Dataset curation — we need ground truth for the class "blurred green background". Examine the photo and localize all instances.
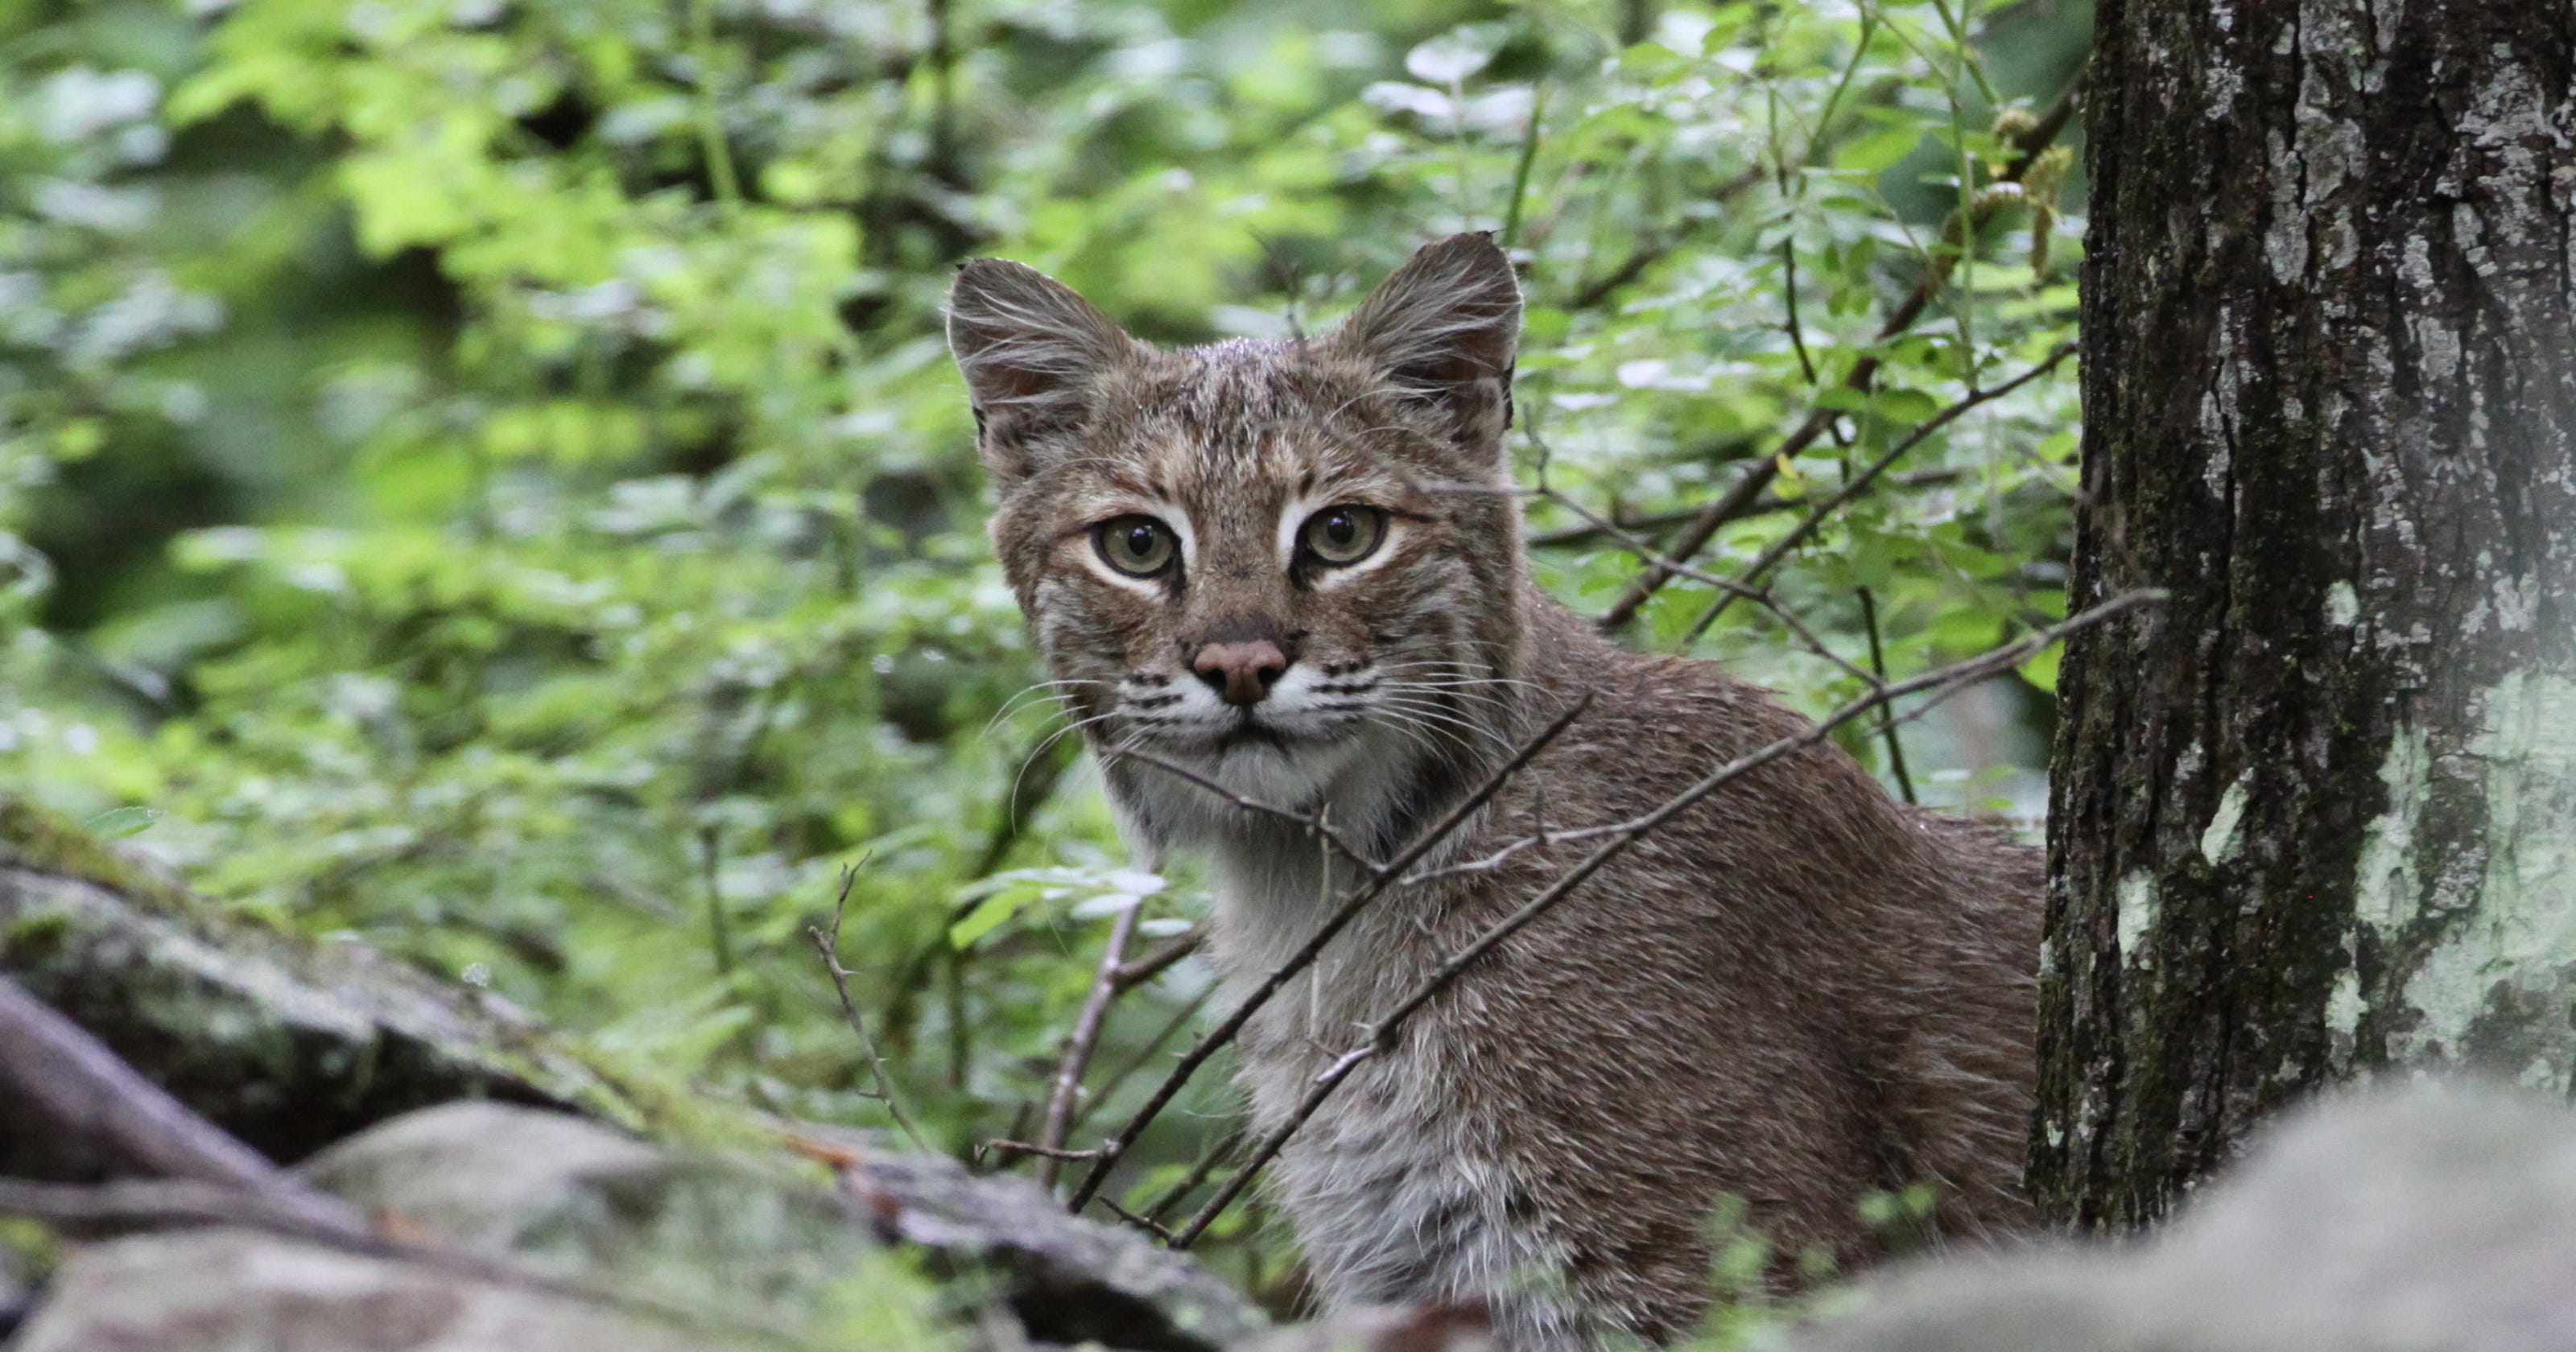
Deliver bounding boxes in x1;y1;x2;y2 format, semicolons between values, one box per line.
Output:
2;0;2086;1302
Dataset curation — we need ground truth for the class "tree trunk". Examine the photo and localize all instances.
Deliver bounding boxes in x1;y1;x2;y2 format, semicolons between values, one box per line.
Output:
2033;0;2576;1230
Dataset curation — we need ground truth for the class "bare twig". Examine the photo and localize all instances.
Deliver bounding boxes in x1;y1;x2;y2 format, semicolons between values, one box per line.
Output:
1523;469;1967;550
1113;929;1203;992
1071;984;1215;1137
985;1140;1107;1163
1098;1195;1178;1243
699;824;735;977
1567;31;1906;311
0;975;363;1239
1143;1125;1245;1224
1110;750;1381;876
1567;163;1768;310
1783;238;1821;388
1034;902;1143;1187
1681;345;2074;643
1065;695;1594;1210
1594;72;2086;632
1519;479;1880;688
1166;589;2162;1246
808;865;931;1151
1857;586;1918;804
0;1176;363;1240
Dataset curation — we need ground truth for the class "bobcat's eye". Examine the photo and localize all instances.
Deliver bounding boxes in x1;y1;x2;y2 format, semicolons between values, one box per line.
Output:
1093;515;1178;578
1298;505;1387;567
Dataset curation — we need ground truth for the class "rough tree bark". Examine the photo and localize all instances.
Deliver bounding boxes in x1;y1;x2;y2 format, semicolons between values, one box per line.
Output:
2034;0;2576;1229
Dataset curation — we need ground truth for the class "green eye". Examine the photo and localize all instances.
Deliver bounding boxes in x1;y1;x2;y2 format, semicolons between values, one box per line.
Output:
1298;505;1387;567
1093;515;1177;577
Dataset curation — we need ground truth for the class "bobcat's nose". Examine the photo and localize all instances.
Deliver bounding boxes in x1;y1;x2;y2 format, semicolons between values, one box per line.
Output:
1192;641;1290;707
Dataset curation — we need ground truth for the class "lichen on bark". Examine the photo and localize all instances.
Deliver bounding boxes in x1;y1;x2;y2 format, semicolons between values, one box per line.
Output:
2035;0;2576;1229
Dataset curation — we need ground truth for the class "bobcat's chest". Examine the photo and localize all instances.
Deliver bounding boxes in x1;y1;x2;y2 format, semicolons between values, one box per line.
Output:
1207;857;1585;1350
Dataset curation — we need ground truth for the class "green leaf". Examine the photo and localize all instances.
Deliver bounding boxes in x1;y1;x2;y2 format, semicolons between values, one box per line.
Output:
1835;126;1923;173
2018;643;2063;694
83;807;163;839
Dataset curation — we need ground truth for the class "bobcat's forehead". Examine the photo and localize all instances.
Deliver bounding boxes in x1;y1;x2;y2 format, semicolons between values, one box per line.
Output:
1016;343;1448;567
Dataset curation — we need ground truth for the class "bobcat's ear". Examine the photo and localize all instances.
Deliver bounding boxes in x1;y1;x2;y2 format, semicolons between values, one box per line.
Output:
947;259;1143;485
1329;232;1521;455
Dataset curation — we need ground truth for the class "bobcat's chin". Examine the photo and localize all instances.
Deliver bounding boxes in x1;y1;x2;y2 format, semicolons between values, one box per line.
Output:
1104;662;1423;810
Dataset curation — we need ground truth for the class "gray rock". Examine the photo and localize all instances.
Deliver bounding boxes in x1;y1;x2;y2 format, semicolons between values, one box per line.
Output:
12;1226;726;1349
299;1103;1265;1351
1232;1305;1499;1352
0;1241;28;1338
1795;1084;2576;1352
301;1102;891;1339
7;1228;727;1352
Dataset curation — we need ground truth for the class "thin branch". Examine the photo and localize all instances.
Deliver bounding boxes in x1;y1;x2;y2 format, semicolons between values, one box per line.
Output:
1113;929;1203;992
0;975;363;1239
1681;344;2074;643
1857;586;1918;804
687;0;743;205
1071;984;1215;1137
1783;238;1819;387
1065;695;1594;1210
1523;469;1967;550
1109;750;1382;876
1594;72;2086;632
1098;1196;1178;1243
1517;479;1880;689
985;1140;1107;1163
1034;901;1142;1187
1567;163;1768;310
1166;589;2163;1246
1565;35;1906;312
807;865;931;1151
1144;1126;1245;1224
1500;82;1549;250
700;824;735;977
0;1176;363;1240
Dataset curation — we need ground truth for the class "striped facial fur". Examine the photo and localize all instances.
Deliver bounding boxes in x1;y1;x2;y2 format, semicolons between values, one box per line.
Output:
950;233;1529;863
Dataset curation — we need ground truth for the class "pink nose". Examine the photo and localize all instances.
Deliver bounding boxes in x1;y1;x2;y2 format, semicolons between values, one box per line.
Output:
1191;641;1290;706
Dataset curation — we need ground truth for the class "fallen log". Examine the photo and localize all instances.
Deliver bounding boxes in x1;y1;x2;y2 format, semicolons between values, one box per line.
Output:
0;794;639;1171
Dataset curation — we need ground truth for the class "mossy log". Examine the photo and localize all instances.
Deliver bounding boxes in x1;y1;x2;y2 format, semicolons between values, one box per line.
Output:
0;793;644;1175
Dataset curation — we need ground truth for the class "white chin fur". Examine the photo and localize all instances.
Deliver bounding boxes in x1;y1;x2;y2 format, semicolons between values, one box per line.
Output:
1108;711;1412;850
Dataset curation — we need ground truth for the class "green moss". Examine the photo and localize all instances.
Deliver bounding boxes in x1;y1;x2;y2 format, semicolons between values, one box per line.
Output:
2;908;73;964
0;793;200;920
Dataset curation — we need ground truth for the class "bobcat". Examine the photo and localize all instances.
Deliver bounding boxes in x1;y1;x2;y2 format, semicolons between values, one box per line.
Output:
947;233;2041;1350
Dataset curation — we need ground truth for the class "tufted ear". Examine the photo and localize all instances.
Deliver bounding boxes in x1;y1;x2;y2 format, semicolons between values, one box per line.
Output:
947;259;1145;485
1327;232;1521;454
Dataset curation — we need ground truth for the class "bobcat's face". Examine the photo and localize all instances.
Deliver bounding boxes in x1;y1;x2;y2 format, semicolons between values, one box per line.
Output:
949;235;1528;848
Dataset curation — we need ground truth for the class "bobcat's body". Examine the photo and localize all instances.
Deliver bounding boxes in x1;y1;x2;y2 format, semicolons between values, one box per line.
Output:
948;234;2041;1350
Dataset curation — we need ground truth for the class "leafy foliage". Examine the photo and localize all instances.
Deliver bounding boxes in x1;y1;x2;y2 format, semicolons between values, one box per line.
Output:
2;0;2085;1313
